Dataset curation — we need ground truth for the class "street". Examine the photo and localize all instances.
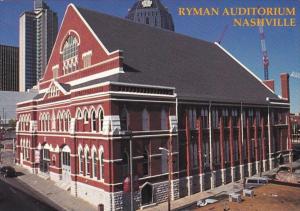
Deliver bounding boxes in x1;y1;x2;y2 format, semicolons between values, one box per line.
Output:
0;176;60;211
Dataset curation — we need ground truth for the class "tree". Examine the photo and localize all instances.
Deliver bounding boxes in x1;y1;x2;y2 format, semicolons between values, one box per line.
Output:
8;119;16;128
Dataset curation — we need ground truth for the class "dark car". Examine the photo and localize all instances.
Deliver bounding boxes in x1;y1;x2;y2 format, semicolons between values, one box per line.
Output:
0;166;16;177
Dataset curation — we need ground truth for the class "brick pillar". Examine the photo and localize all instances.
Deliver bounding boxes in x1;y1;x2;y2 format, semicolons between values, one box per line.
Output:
197;119;204;192
229;116;235;182
238;118;244;179
219;116;225;184
246;118;252;176
185;112;191;195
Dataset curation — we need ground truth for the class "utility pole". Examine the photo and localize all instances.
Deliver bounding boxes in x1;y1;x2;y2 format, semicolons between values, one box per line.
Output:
159;145;171;211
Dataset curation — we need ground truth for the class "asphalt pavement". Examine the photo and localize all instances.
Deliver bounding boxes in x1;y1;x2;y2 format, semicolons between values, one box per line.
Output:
0;176;62;211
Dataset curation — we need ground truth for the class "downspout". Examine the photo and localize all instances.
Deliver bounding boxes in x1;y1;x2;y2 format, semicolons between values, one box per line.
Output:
241;102;244;145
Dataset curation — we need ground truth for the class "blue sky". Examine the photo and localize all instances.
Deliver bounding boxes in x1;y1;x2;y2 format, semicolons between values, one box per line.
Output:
0;0;299;112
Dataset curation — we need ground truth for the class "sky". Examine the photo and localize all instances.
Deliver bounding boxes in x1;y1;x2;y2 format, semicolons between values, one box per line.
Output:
0;0;299;112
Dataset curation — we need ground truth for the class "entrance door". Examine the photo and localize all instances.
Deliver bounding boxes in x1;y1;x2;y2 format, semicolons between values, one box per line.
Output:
141;183;153;205
61;146;71;183
40;149;50;174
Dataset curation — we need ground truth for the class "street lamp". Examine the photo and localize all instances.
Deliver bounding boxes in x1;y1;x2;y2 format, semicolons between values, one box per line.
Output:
127;131;134;211
159;147;171;211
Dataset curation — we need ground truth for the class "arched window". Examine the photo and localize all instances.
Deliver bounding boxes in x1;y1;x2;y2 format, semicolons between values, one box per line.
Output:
161;109;168;130
43;114;47;131
26;139;30;160
62;112;66;132
58;112;62;132
39;114;43;131
91;110;96;132
22;139;25;159
99;147;104;180
76;108;82;119
120;107;129;131
51;111;56;131
85;148;90;175
47;113;51;131
65;112;71;132
142;149;149;176
62;36;79;74
83;109;89;124
98;108;104;132
78;147;83;174
92;149;97;178
142;108;150;131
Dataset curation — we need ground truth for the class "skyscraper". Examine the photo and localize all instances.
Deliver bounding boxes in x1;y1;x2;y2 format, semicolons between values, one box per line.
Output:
19;0;57;91
126;0;174;31
0;44;19;91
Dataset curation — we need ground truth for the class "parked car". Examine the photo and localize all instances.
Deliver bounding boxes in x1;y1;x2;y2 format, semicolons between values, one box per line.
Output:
0;166;16;177
245;177;269;189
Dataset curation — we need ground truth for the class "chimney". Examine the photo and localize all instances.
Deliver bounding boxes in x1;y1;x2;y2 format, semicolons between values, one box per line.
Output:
280;73;290;101
263;80;275;92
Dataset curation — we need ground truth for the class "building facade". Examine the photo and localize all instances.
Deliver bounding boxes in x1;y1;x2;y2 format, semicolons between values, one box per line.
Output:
19;0;57;91
0;44;19;91
291;113;300;143
126;0;174;31
16;4;292;211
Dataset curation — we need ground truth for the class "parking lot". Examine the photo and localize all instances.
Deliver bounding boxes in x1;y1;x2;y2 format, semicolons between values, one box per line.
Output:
193;183;300;211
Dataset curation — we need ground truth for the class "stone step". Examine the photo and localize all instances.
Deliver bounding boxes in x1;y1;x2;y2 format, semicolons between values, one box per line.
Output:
55;181;71;191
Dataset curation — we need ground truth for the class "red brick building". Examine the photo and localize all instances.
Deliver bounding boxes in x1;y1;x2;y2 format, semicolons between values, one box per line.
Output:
16;4;292;210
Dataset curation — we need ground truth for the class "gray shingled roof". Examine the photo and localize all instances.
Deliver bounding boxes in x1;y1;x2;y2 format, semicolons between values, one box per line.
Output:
73;6;281;104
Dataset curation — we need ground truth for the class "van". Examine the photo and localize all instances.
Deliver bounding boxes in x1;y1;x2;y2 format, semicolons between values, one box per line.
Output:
245;177;268;189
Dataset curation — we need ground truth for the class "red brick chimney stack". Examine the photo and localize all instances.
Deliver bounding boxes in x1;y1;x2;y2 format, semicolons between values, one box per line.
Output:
280;73;290;101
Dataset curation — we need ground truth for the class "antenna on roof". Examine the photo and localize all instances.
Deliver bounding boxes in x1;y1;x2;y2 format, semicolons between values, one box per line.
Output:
217;24;229;44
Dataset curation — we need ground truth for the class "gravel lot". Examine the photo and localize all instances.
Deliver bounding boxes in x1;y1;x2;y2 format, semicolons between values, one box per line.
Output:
193;183;300;211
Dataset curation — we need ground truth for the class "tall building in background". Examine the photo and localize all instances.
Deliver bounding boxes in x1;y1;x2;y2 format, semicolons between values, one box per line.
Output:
126;0;174;31
19;0;57;91
0;44;19;91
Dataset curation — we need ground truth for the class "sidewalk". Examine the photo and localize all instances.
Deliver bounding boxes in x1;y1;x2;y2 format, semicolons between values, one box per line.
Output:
140;182;243;211
14;165;97;211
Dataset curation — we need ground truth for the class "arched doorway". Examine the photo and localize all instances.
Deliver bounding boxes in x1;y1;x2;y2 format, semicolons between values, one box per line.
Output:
61;145;71;183
141;183;153;205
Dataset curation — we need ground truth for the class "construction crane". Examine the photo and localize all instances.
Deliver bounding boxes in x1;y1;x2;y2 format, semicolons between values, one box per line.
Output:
258;24;270;80
217;24;229;44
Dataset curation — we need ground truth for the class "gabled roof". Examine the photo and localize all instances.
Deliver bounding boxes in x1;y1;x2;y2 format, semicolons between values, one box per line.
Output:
72;5;281;105
38;80;70;100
